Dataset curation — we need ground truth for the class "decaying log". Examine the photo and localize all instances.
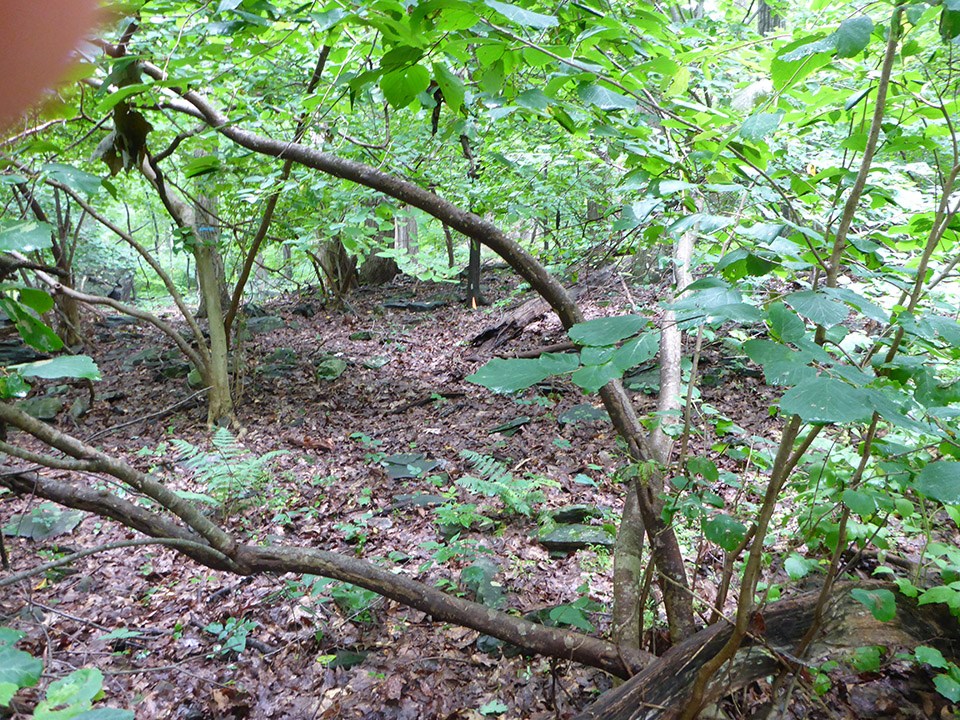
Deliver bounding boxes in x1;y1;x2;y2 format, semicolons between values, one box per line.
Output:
468;294;552;352
577;581;960;720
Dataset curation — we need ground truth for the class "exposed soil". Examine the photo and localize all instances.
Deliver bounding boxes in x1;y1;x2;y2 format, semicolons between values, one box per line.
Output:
1;271;947;719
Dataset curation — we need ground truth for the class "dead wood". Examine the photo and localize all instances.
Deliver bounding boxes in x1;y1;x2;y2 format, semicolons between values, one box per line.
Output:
576;581;960;720
468;294;552;352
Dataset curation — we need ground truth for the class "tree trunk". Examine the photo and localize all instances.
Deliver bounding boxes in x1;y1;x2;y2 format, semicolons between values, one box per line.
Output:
757;0;783;35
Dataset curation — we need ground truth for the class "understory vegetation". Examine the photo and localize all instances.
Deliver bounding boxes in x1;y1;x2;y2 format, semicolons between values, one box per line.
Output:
1;0;960;717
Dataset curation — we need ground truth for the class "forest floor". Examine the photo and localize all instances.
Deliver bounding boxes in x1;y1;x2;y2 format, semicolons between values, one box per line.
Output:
0;269;945;719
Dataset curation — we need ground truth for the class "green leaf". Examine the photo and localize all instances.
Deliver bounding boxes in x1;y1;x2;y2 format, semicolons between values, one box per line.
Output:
571;362;621;393
548;604;595;632
915;462;960;504
42;163;103;197
380;46;425;72
784;553;816;580
3;287;54;314
850;588;896;622
704;514;747;553
0;221;54;253
568;315;645;347
780;377;874;424
0;645;42;693
434;63;465;115
467;358;550;393
577;83;635;110
850;646;882;672
915;646;949;670
2;305;63;352
612;334;658;372
14;356;101;381
842;489;876;517
767;302;807;344
35;667;104;718
835;16;874;58
485;0;558;28
740;112;784;141
538;352;580;375
380;65;431;109
785;291;849;328
933;673;960;703
918;586;960;609
71;710;135;720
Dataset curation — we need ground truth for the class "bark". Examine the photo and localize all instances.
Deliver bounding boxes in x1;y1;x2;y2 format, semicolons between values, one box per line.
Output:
139;156;234;426
576;581;960;720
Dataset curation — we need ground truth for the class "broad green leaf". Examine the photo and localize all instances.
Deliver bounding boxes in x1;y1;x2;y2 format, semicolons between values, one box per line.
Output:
821;287;889;323
942;6;960;40
14;356;101;382
704;514;747;553
612;334;658;372
434;63;465;115
835;16;874;58
778;34;836;62
380;65;431;109
516;89;550;111
0;221;53;253
2;287;54;314
784;553;816;580
310;8;348;31
933;674;960;703
740;112;784;141
785;291;850;328
779;377;874;424
915;462;960;504
580;346;616;366
659;180;697;195
850;587;896;622
35;667;102;717
380;46;425;72
467;358;550;393
42;163;102;197
538;352;579;375
569;315;645;347
918;586;960;610
842;489;876;517
571;362;620;393
0;628;25;646
0;303;63;352
767;302;806;344
548;605;595;632
71;710;135;720
577;83;635;111
0;646;42;691
915;646;949;669
485;0;558;28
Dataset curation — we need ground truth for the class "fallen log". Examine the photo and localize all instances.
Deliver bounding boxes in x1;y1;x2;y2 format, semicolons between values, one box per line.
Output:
576;581;960;719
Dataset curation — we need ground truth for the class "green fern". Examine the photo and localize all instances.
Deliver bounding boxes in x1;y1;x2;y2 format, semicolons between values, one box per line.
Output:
171;427;286;505
457;449;558;517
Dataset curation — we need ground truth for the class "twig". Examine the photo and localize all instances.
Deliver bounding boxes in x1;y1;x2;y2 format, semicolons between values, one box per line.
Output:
0;538;222;588
84;388;209;442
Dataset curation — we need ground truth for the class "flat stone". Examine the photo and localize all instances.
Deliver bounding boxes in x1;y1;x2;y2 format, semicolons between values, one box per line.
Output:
538;524;615;552
314;357;347;381
245;316;285;335
16;397;63;420
548;504;603;524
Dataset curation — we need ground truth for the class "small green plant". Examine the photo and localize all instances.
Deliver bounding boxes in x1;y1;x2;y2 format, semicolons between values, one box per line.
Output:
457;450;558;517
170;427;287;507
0;627;132;719
203;617;258;656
